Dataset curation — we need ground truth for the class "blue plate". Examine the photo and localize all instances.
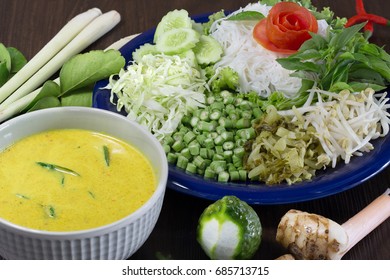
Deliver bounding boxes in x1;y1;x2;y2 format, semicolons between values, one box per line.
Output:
93;14;390;204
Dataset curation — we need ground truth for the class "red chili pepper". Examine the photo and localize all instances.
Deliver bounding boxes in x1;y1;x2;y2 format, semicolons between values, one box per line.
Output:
355;0;366;14
346;14;390;27
345;0;390;37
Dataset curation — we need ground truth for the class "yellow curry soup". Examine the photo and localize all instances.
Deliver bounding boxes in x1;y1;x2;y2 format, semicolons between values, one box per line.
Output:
0;129;156;232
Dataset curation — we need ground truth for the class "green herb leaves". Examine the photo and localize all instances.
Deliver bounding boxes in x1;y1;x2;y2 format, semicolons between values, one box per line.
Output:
59;49;125;95
277;22;390;93
0;43;27;87
227;11;264;21
24;49;125;113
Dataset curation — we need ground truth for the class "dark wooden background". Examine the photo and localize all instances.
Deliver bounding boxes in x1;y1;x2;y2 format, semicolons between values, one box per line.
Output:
0;0;389;260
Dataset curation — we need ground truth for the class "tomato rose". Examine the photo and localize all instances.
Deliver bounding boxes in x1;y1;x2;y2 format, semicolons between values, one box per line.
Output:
253;2;318;54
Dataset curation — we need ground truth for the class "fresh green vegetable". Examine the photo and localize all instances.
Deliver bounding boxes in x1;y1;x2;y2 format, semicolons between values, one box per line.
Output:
0;8;103;106
227;11;265;21
0;49;125;122
197;195;262;260
60;49;125;96
107;53;206;140
153;9;193;43
132;43;159;63
0;43;27;87
0;10;124;123
156;28;200;55
204;66;240;93
244;105;328;185
7;47;27;75
193;35;223;65
103;145;110;166
36;162;80;177
277;22;390;94
202;10;226;35
164;90;261;181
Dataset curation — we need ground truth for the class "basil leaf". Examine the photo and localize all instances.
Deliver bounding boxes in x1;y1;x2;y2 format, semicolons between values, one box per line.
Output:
290;49;322;60
59;49;125;95
321;60;352;90
329;23;364;50
277;57;321;72
329;82;353;92
349;66;386;85
299;33;328;51
349;82;386;92
227;11;264;21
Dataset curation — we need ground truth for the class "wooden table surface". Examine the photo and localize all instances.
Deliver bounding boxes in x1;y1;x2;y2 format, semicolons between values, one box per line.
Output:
0;0;389;260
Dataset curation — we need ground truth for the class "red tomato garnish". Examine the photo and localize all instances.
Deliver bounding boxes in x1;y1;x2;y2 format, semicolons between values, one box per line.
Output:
253;2;318;54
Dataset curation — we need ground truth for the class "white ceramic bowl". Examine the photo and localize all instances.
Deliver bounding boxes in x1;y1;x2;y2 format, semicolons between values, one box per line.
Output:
0;107;168;260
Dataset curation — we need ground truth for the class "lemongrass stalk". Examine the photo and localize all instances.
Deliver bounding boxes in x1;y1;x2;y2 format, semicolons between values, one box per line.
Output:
0;87;43;122
0;34;135;123
0;10;121;109
0;8;102;104
104;34;139;51
339;188;390;259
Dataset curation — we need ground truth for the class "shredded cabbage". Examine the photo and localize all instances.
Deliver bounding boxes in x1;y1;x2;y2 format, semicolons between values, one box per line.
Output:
107;54;206;140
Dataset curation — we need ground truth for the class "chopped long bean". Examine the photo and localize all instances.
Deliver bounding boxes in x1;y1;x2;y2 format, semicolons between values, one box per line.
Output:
163;90;263;182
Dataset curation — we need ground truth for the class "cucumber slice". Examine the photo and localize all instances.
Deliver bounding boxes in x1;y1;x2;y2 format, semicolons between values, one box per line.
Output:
178;49;197;67
197;196;262;260
193;35;223;65
156;28;200;55
154;9;193;43
132;43;159;63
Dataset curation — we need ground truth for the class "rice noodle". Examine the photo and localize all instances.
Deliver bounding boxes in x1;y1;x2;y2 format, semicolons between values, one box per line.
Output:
209;3;302;98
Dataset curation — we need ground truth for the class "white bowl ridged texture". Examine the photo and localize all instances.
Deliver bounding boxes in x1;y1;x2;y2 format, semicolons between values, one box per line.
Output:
0;194;163;259
0;107;168;260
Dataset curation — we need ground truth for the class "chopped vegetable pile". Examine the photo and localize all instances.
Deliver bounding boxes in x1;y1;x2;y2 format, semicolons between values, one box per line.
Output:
105;0;390;185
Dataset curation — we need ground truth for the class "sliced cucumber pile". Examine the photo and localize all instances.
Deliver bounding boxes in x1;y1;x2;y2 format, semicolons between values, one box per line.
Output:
197;196;262;260
194;35;223;65
132;9;223;65
132;43;158;63
156;28;200;55
153;9;193;43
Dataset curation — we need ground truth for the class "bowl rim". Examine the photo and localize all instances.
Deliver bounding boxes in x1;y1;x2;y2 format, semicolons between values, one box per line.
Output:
0;107;168;239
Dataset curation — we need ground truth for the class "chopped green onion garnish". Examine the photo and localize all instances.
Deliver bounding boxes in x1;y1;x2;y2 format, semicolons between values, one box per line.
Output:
44;205;56;218
36;162;80;176
103;145;110;166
